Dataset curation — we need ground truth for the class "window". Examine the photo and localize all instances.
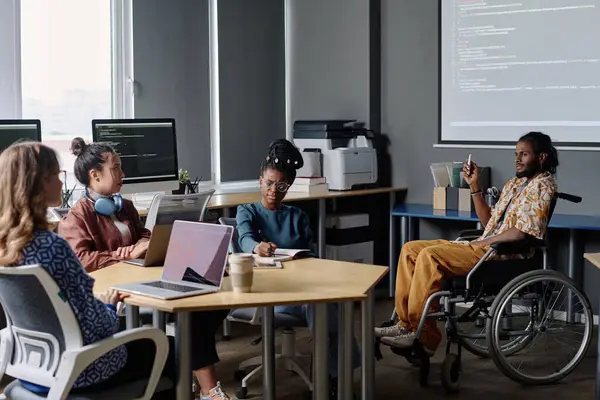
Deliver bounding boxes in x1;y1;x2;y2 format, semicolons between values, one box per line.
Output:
18;0;133;187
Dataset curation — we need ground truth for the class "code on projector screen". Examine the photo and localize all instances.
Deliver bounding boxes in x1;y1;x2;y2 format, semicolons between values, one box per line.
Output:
440;0;600;145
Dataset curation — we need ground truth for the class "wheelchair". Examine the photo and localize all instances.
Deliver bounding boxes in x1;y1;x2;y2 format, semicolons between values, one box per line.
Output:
376;192;593;394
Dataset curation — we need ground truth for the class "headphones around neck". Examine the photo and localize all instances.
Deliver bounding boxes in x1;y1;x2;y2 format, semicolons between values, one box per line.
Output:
85;188;123;216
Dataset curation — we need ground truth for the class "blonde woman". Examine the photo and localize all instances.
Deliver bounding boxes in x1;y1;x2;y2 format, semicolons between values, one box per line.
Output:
0;142;178;397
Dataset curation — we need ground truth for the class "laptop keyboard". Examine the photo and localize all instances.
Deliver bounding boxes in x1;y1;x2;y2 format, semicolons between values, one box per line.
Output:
142;281;200;293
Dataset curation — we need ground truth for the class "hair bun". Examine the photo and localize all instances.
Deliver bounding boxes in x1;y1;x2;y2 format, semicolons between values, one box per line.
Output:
267;139;304;170
70;137;87;157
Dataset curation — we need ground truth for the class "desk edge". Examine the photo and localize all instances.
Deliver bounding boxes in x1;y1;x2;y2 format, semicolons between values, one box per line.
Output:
124;293;369;313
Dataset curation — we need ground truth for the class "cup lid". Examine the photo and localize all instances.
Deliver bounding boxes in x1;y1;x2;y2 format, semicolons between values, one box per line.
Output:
229;253;254;260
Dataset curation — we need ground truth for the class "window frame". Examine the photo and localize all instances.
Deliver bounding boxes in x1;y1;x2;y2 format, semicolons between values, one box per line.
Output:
9;0;273;194
111;0;135;120
205;0;272;193
13;0;134;188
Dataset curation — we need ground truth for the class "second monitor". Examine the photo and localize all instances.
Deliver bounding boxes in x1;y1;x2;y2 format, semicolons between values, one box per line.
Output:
0;119;42;151
92;118;179;194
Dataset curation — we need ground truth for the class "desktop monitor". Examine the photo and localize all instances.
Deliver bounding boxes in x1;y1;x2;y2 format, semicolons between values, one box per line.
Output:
0;120;42;151
92;118;179;194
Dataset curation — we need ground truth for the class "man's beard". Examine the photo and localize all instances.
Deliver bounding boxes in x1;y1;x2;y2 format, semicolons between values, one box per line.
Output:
516;163;540;179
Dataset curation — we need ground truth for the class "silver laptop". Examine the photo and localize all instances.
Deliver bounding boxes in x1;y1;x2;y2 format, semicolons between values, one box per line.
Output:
112;220;234;300
123;224;173;267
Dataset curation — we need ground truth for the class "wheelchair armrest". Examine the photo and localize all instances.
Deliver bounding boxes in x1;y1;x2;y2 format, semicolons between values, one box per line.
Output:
458;229;483;237
456;229;484;241
490;237;546;255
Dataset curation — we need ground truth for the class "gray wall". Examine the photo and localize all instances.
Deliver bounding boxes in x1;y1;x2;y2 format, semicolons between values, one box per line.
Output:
133;0;212;182
381;0;600;311
218;0;285;182
382;0;600;216
288;0;371;126
285;0;600;312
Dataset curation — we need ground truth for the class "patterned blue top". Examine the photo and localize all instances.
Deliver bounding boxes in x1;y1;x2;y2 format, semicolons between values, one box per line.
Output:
20;230;127;391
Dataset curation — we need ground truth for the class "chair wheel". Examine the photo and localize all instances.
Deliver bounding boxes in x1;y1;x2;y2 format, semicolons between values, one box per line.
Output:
440;353;461;394
236;386;248;399
234;369;247;382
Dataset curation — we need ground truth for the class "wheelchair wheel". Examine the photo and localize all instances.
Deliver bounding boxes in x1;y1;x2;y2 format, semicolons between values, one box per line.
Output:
487;270;593;385
440;353;461;394
456;313;491;358
456;306;532;359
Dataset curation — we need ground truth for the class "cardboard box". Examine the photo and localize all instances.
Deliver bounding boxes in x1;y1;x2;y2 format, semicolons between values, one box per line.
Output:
433;187;473;212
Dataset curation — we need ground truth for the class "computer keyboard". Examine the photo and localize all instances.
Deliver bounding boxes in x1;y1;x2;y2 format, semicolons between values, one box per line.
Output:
142;281;200;293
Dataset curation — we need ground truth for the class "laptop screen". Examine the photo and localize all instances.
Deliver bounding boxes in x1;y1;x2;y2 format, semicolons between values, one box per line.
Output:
162;221;233;287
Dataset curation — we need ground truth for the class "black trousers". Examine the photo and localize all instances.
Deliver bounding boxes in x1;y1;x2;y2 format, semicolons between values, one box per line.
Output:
72;337;177;399
76;309;229;397
119;309;229;369
188;309;230;369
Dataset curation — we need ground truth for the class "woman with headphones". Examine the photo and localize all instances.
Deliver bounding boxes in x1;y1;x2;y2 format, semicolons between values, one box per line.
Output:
59;138;232;400
59;137;150;272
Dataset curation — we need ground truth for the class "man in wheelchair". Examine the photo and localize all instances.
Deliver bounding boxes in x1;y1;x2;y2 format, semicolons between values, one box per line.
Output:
375;131;558;357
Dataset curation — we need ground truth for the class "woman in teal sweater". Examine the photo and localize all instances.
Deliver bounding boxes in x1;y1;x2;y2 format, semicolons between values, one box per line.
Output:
236;139;360;398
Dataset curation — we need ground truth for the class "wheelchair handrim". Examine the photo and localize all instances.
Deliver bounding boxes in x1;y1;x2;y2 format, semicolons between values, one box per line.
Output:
490;274;592;384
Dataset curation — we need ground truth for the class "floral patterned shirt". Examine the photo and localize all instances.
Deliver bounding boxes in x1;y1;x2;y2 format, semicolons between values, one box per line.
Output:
478;171;557;242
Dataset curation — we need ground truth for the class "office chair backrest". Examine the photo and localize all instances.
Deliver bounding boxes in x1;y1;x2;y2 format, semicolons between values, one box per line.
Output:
0;265;83;388
145;189;215;231
218;217;242;253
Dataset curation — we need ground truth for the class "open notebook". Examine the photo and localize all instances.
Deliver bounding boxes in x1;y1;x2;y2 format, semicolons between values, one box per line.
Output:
253;248;311;264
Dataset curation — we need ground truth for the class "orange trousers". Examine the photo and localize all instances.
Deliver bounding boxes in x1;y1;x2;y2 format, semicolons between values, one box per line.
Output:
395;239;489;350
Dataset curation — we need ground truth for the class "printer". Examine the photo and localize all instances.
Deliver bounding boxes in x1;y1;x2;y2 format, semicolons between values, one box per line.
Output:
293;120;378;191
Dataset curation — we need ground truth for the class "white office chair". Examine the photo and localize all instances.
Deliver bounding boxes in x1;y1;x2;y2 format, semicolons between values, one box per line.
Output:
144;189;215;231
218;218;312;399
0;264;171;400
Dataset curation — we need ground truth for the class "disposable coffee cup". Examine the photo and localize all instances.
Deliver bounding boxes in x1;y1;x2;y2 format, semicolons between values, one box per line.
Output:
228;253;254;293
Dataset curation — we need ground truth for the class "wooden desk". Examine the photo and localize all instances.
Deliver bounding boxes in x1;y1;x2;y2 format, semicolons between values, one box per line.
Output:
137;186;405;300
91;259;388;400
136;186;407;217
584;253;600;400
584;253;600;269
92;259;386;312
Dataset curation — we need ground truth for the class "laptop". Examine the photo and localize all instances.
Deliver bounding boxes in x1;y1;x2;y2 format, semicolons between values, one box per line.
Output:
112;220;233;300
123;224;173;267
50;207;70;220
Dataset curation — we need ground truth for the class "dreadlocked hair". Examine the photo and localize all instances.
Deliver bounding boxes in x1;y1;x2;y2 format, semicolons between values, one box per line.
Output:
260;139;304;184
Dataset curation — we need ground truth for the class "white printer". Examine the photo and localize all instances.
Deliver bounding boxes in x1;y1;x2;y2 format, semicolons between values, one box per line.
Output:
293;120;378;191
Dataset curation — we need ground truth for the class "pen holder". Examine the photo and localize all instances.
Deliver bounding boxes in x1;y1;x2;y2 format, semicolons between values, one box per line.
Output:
186;181;197;194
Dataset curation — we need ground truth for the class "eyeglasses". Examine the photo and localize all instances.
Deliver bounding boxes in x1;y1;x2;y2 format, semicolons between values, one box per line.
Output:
263;179;290;193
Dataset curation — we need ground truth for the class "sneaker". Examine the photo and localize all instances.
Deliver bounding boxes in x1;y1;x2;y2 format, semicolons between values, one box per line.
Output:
201;382;232;400
381;333;435;357
374;324;409;338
